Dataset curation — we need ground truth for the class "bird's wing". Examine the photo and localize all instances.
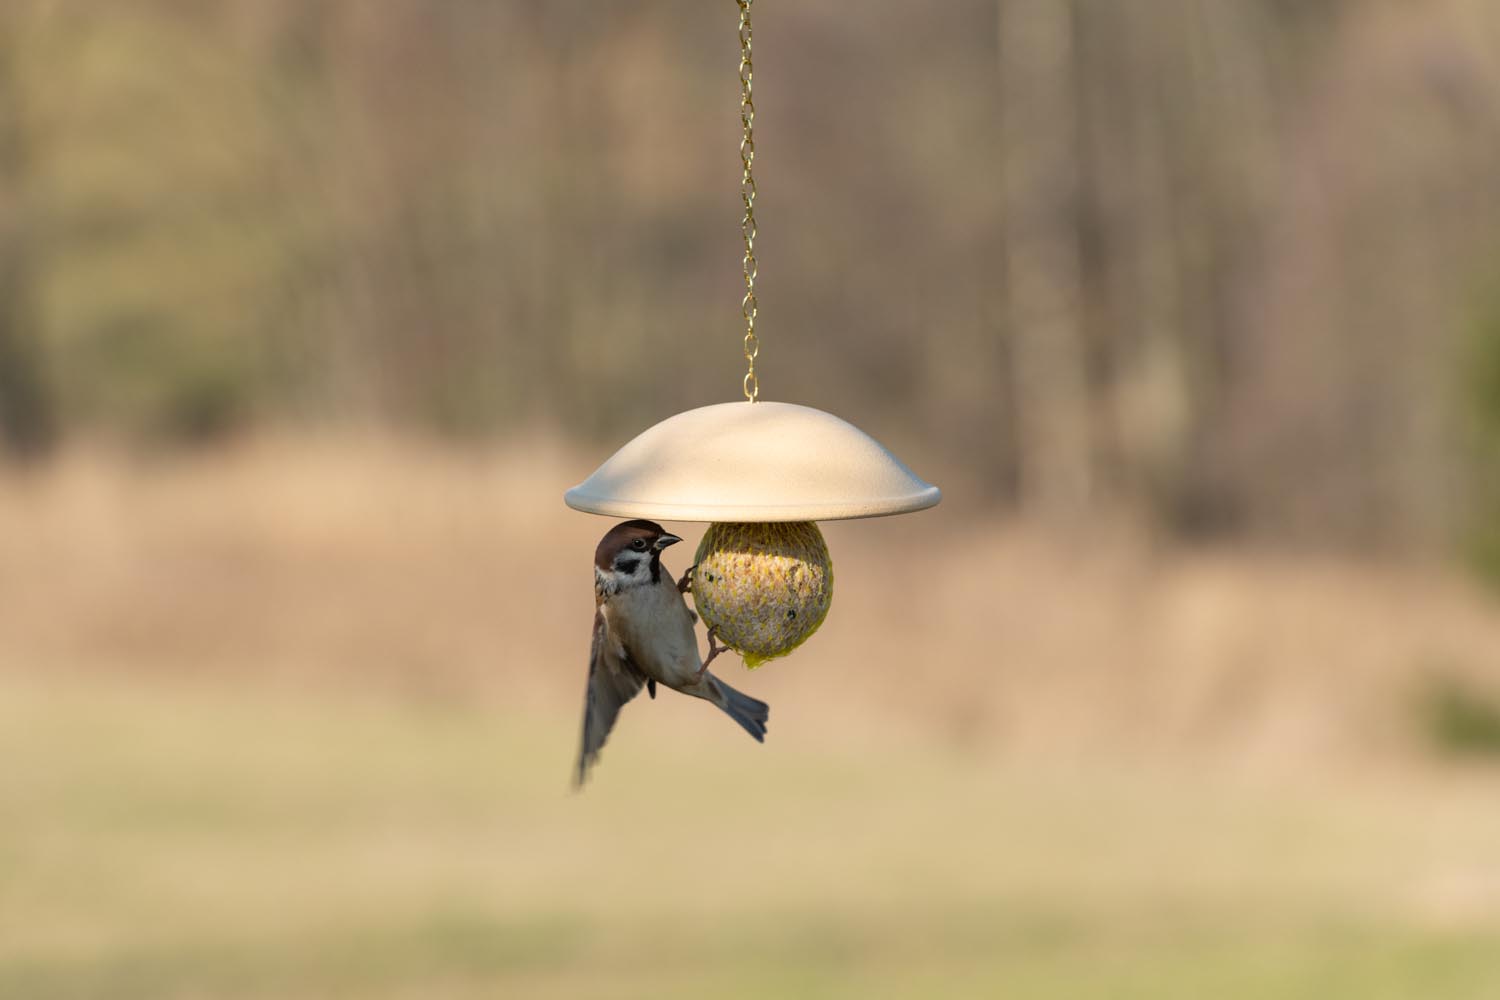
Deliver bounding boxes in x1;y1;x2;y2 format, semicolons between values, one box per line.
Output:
575;606;647;787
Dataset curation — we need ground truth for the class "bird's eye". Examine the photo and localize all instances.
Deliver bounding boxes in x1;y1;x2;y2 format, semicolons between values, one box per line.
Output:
631;538;648;551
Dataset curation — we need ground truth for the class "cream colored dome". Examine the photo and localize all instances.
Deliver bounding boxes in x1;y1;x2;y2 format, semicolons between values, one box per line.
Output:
564;401;941;522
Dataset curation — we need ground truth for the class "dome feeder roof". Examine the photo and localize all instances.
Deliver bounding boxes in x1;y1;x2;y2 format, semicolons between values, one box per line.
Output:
564;401;941;523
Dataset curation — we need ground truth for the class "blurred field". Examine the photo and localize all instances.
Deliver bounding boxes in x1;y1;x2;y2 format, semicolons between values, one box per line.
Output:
4;440;1500;997
5;672;1500;1000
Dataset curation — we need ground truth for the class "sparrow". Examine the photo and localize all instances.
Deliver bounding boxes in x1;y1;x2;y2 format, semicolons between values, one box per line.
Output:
576;519;769;786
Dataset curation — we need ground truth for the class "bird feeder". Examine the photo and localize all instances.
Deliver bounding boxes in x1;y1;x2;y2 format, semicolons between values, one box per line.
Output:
564;0;940;668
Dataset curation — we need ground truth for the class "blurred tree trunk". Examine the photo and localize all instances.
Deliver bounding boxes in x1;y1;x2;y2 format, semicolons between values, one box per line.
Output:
0;9;56;460
1113;0;1259;535
998;0;1094;514
1108;11;1192;528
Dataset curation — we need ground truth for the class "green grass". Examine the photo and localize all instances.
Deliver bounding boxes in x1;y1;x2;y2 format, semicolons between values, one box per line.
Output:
1421;675;1500;758
2;674;1499;999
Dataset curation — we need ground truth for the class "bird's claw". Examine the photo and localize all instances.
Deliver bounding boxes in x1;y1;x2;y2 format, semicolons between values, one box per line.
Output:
677;563;698;594
697;626;730;679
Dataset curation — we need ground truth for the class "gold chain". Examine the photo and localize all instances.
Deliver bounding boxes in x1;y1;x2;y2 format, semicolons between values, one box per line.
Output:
737;0;760;402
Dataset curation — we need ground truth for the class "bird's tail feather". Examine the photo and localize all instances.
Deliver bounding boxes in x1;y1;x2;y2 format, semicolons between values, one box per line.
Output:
709;675;769;743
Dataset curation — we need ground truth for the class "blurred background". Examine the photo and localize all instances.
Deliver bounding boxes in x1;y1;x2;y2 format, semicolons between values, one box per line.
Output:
4;0;1500;996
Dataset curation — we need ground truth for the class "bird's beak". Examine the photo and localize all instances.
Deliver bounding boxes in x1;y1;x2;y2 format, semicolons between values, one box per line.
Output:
655;533;682;550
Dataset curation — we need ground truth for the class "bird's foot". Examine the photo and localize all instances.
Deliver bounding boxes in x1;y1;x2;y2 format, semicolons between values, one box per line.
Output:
677;564;698;594
696;626;730;679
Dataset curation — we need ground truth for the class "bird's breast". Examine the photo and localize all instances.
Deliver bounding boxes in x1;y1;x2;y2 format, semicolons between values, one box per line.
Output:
604;580;702;686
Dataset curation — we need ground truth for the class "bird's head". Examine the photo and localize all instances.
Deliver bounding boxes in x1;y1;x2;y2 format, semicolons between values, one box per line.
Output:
594;519;682;590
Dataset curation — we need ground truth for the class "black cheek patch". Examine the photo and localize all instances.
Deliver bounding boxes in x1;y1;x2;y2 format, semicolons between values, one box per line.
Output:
615;557;641;576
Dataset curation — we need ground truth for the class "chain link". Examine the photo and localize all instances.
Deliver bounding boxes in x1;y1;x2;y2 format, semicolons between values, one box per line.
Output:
737;0;760;402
